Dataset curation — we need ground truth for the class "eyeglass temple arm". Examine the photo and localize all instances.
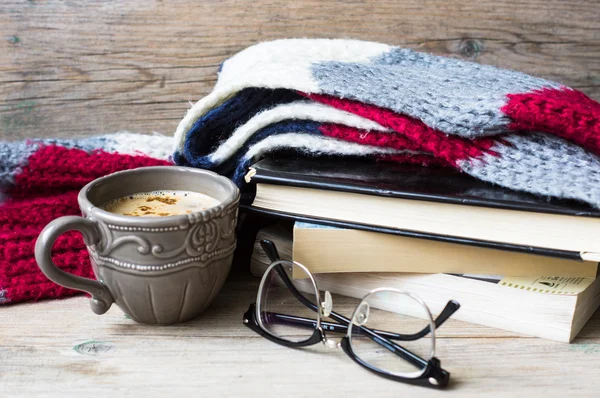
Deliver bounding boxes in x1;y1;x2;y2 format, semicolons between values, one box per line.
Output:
412;300;460;339
264;299;459;342
260;239;281;262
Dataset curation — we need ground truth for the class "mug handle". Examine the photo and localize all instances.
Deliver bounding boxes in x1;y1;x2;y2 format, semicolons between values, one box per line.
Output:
35;216;114;315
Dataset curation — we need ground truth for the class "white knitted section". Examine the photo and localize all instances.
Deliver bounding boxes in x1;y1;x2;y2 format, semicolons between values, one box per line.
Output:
173;39;392;151
216;39;391;92
458;133;600;207
109;132;174;160
209;101;390;164
243;133;420;162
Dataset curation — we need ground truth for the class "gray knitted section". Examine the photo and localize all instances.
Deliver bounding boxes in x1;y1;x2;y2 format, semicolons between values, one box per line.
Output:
38;136;111;151
0;136;111;190
0;141;39;189
311;48;560;138
458;133;600;207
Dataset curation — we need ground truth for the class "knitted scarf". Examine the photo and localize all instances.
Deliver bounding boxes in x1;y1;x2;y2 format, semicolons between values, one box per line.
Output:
0;133;172;305
173;39;600;208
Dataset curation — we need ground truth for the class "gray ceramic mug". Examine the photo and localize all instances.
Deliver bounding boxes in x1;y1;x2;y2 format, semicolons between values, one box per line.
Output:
35;166;240;325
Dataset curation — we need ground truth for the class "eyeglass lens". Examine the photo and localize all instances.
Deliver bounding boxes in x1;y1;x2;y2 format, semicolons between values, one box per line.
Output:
348;290;435;378
258;261;320;343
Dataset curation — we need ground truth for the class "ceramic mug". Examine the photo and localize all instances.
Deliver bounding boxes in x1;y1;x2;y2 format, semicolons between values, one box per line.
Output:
35;166;240;325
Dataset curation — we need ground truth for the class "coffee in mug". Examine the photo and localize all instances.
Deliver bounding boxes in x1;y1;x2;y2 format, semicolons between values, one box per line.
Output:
101;190;220;217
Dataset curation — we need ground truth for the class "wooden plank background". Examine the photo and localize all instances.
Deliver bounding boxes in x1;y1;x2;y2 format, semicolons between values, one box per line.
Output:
1;0;599;140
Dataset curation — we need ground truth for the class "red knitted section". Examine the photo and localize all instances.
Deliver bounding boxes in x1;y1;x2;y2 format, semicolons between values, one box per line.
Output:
319;124;452;167
304;93;498;165
0;146;173;305
377;153;449;167
319;124;421;151
503;88;600;155
0;191;80;232
12;144;171;197
0;190;92;303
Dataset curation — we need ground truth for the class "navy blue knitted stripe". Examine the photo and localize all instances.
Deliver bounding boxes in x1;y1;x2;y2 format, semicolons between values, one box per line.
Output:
181;88;303;167
173;151;190;167
218;120;322;179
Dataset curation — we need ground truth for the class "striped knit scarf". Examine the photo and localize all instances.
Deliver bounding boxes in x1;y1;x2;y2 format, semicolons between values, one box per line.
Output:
173;39;600;208
0;133;172;305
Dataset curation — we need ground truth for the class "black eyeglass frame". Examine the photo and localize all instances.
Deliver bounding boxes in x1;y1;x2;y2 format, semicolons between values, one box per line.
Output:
243;239;460;389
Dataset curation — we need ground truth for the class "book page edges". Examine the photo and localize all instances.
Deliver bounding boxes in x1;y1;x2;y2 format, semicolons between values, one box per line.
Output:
255;184;600;253
293;226;598;277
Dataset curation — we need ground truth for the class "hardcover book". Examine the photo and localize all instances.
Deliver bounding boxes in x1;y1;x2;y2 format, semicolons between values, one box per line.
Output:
244;157;600;262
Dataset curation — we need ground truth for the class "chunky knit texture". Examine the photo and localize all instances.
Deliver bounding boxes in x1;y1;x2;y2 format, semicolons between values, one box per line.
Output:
174;38;600;207
0;133;172;305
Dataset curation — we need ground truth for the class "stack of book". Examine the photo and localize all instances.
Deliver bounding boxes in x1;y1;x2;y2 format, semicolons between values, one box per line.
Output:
241;157;600;342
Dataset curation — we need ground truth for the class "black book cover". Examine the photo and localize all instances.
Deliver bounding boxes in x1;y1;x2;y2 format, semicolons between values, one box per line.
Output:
241;157;600;260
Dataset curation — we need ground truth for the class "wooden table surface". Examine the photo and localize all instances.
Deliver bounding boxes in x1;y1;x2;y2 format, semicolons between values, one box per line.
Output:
1;269;599;397
1;0;600;396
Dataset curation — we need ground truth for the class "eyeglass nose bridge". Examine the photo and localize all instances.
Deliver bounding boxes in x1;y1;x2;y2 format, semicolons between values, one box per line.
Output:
354;302;370;326
321;290;333;317
319;291;341;349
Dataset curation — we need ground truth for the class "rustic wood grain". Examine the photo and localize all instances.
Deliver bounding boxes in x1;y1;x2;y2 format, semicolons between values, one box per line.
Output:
1;0;599;140
1;3;600;395
1;273;599;397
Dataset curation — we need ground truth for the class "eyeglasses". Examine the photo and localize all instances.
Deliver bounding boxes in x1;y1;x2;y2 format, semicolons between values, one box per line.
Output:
243;240;461;389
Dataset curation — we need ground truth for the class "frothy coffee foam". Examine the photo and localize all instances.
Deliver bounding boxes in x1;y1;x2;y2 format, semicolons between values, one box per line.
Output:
101;190;220;217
